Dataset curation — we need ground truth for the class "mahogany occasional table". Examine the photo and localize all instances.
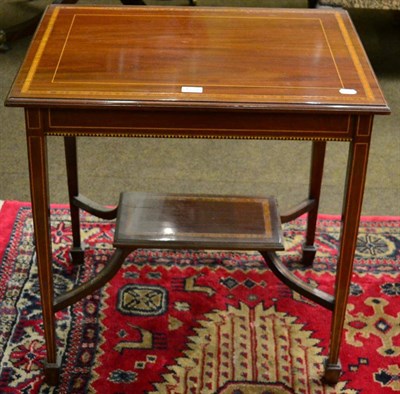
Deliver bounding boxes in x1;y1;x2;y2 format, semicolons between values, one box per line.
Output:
5;5;389;386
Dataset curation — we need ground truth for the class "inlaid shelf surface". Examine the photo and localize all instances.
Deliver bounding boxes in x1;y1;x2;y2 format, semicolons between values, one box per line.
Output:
114;192;284;251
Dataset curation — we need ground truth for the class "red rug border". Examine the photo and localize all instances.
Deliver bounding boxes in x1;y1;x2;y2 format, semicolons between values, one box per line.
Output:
0;201;29;263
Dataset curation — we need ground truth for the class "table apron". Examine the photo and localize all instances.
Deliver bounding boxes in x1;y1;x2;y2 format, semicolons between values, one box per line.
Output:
40;108;355;141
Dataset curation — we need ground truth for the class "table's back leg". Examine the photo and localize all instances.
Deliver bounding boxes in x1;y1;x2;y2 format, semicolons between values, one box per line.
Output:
324;116;373;384
64;136;85;264
302;140;326;265
26;109;60;384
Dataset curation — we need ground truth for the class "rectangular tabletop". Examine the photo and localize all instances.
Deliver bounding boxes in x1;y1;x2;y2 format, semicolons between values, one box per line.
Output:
6;5;389;114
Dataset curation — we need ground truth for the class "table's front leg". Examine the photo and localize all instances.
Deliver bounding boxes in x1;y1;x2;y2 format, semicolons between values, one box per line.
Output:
324;116;373;384
25;109;59;385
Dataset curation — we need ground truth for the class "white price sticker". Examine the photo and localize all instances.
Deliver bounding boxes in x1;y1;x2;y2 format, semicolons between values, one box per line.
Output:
339;88;358;95
181;86;203;93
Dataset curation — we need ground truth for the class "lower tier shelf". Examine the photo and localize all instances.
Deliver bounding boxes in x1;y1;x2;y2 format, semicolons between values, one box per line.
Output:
114;192;285;252
55;191;334;313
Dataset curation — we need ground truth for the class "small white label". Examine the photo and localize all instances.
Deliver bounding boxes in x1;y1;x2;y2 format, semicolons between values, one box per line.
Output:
181;86;203;93
339;88;358;95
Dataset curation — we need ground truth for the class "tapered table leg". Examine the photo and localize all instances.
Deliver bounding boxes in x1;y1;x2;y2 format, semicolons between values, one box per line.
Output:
64;136;85;264
324;116;373;384
26;109;59;384
302;141;326;265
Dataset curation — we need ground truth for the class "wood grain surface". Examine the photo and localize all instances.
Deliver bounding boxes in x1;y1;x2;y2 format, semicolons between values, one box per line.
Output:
6;6;389;113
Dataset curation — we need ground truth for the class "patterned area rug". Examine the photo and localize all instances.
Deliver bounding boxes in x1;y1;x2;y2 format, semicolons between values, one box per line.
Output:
0;201;399;393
